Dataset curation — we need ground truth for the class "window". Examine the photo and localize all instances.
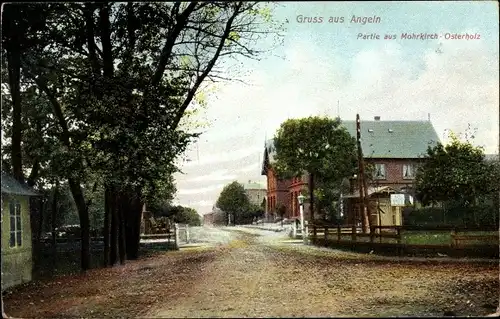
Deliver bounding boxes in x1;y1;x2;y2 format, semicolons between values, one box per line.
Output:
9;201;22;247
374;163;386;179
403;164;415;179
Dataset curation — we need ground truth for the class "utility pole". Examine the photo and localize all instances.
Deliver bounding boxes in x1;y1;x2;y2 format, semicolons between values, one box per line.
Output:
356;114;371;234
1;196;7;319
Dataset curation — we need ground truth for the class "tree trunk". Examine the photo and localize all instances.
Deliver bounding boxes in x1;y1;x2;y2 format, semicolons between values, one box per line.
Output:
103;185;111;267
6;34;23;184
67;178;91;271
125;188;142;260
51;181;60;268
118;194;126;265
110;188;119;266
309;173;315;221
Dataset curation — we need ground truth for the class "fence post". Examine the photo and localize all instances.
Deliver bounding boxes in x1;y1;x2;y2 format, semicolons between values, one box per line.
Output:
304;221;309;245
337;224;341;242
370;226;374;244
313;225;317;243
397;227;402;256
451;228;456;247
174;223;180;250
324;226;328;246
186;224;190;244
351;225;356;242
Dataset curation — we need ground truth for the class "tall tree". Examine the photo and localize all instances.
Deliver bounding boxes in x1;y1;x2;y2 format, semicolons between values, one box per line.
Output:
273;116;358;222
415;132;494;207
4;1;283;270
216;181;251;225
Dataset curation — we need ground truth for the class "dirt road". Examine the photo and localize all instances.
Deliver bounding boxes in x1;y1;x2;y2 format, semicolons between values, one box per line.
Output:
4;227;498;318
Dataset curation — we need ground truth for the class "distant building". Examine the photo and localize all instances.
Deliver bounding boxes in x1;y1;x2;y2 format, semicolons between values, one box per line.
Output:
243;181;266;206
203;212;214;226
262;117;441;226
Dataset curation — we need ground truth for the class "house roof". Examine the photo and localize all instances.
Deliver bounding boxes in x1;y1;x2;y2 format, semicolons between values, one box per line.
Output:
341;120;440;158
262;120;440;169
243;182;266;190
1;172;38;196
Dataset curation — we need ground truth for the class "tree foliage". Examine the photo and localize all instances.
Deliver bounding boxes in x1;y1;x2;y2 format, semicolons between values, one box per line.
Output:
216;181;250;224
215;181;264;225
415;132;499;207
1;2;283;270
273;116;358;219
155;205;201;226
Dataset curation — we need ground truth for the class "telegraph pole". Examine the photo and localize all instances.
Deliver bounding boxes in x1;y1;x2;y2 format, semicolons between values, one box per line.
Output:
356;114;371;233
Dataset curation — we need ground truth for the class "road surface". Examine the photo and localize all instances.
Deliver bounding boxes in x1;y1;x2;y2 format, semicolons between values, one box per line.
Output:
3;227;498;318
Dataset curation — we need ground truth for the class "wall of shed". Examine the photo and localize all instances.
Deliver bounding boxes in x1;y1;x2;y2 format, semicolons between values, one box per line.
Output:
1;194;33;291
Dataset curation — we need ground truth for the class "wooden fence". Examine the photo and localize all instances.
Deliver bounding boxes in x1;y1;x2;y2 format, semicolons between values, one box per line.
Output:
42;223;191;251
304;223;499;258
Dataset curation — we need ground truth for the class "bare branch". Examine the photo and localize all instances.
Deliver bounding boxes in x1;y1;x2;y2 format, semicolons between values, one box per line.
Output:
170;2;243;130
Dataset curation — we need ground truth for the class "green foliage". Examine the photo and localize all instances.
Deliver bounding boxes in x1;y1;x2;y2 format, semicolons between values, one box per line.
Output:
403;202;499;227
153;204;201;226
273;116;357;179
415;133;498;207
273;116;358;218
173;206;202;226
216;181;250;215
215;181;266;224
2;2;283;267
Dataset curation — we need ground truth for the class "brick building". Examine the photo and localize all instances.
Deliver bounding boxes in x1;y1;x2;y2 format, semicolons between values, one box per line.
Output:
261;117;440;225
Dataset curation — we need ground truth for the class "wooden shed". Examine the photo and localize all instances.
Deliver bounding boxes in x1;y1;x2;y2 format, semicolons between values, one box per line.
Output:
1;172;38;290
344;186;403;227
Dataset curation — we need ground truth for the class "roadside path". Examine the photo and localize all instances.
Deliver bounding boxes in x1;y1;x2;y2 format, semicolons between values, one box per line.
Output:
3;227;498;318
146;228;498;318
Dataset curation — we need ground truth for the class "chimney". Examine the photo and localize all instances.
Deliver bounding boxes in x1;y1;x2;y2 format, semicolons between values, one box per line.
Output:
374;116;380;121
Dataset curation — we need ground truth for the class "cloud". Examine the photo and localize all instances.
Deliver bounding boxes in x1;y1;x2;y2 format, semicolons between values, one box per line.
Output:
177;184;225;195
184;169;237;183
174;25;499;214
236;163;260;174
180;146;262;168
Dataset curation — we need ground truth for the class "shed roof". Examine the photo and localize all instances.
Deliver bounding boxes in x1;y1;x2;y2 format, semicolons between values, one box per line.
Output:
1;172;38;196
343;186;397;198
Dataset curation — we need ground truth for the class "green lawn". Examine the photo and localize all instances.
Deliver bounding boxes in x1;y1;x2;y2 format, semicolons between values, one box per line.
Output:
403;231;498;246
319;231;498;246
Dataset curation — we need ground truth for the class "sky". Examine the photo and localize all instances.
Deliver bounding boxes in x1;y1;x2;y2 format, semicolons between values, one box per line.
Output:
173;1;500;215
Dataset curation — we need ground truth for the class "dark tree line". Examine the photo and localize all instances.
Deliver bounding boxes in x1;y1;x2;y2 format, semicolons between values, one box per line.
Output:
1;2;283;270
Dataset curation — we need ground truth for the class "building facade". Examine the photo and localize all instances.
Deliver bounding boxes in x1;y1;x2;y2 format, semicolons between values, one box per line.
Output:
203;212;214;226
262;117;440;225
1;172;38;290
243;181;267;207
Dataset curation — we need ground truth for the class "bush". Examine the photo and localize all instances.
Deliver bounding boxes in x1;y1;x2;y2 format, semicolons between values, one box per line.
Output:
404;203;499;227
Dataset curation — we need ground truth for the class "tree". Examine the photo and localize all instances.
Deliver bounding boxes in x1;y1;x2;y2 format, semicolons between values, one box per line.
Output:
216;181;251;225
175;207;202;226
273;116;358;222
155;205;201;226
415;132;498;224
2;1;283;271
